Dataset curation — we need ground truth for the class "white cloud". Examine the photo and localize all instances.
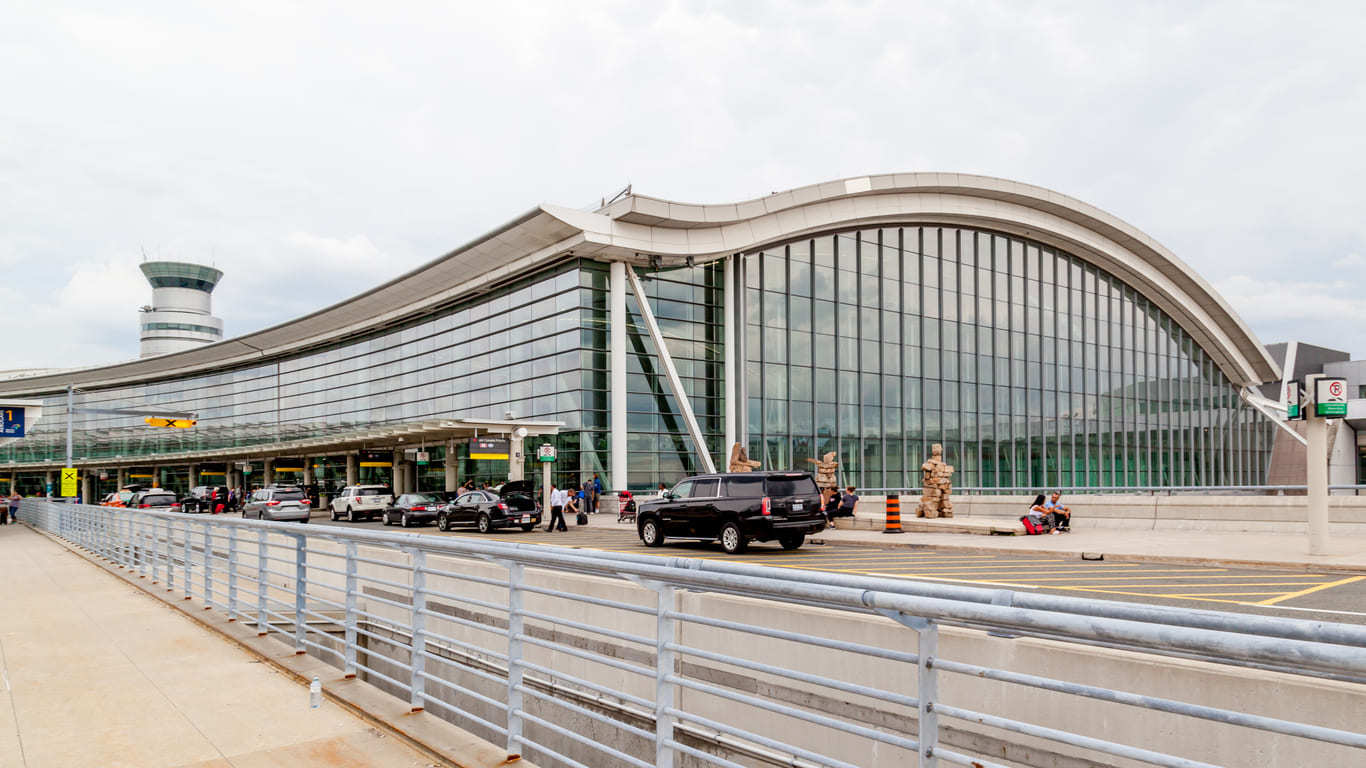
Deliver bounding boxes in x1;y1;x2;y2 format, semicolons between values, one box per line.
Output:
3;1;1366;367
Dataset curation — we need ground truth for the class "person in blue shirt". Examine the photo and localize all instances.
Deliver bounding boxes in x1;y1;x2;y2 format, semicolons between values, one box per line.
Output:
1044;492;1072;532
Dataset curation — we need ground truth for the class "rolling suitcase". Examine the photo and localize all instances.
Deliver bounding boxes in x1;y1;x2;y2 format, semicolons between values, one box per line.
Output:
576;511;588;526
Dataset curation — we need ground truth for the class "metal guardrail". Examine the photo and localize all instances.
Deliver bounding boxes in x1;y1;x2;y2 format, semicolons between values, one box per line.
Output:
20;499;1366;768
866;485;1366;496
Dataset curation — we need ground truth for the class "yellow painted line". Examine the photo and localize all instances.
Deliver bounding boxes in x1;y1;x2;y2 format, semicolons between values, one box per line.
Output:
1047;586;1260;605
1158;592;1290;597
865;572;1039;589
1253;575;1366;606
980;575;1319;583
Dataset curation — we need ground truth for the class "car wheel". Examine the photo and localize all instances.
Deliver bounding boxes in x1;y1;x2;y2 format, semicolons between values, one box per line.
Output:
640;518;664;547
719;522;747;554
381;513;390;526
477;513;491;534
329;506;338;521
347;506;356;523
779;535;804;551
437;515;450;532
521;524;536;532
401;513;410;528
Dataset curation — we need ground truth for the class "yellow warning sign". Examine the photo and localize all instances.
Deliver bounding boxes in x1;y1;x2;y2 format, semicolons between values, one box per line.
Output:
144;418;196;428
61;468;78;498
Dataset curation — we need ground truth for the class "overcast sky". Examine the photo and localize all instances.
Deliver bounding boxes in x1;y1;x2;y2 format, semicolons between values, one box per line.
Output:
4;1;1364;372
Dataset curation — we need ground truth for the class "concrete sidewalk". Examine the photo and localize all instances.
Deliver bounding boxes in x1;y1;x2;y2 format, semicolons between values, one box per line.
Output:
0;524;439;768
813;514;1366;573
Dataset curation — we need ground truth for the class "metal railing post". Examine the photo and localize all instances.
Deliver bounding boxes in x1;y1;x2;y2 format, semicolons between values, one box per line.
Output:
201;523;212;606
165;519;176;593
918;620;939;768
226;524;240;614
656;584;677;768
409;549;427;711
343;540;358;677
182;518;193;601
293;533;307;653
256;528;269;635
506;562;526;757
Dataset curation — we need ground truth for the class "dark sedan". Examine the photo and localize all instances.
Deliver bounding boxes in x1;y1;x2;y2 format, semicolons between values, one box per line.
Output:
381;493;443;528
437;485;540;533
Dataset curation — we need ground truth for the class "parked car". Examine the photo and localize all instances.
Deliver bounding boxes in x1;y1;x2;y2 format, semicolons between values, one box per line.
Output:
437;481;541;533
329;485;394;522
130;489;181;511
181;485;228;513
635;471;826;554
381;493;443;527
242;486;312;523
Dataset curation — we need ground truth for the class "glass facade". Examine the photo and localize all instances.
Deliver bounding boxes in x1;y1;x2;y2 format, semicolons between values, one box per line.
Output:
743;226;1273;491
0;225;1274;495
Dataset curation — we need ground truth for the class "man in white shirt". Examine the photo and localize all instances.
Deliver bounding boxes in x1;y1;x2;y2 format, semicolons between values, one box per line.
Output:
547;484;568;532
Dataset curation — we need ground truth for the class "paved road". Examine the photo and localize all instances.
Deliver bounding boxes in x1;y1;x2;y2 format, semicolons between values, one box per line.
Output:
311;513;1366;624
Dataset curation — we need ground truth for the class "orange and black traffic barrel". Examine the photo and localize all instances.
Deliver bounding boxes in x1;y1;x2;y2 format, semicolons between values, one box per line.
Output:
884;493;903;534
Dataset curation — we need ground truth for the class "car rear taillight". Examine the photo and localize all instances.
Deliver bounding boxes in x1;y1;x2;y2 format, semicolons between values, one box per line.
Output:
497;503;508;511
266;500;280;506
139;504;150;508
761;497;771;516
412;506;427;511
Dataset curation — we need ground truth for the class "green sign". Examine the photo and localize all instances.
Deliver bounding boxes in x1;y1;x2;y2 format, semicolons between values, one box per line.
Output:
1315;378;1348;418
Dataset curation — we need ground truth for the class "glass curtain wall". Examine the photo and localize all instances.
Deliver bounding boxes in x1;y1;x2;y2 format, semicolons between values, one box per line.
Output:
746;227;1274;491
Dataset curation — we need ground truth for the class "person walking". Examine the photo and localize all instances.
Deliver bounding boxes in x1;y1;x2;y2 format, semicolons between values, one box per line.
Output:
581;477;596;515
546;483;568;532
6;489;20;524
592;472;604;513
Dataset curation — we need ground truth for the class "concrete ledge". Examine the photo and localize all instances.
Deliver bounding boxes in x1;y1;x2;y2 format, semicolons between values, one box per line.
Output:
36;527;537;768
838;515;1023;535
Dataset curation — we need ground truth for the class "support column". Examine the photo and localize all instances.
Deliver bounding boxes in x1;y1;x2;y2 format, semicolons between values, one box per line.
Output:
118;467;128;489
81;474;94;505
509;434;525;482
724;254;737;457
1307;413;1329;556
445;440;458;492
610;260;628;492
189;463;199;489
263;458;274;488
346;453;359;486
395;456;408;494
303;457;314;486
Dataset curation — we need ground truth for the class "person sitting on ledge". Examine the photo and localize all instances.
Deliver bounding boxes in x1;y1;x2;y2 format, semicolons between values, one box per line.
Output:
1045;491;1072;532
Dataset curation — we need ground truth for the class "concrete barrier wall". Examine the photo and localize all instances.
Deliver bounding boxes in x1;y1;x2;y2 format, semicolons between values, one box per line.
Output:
852;494;1366;535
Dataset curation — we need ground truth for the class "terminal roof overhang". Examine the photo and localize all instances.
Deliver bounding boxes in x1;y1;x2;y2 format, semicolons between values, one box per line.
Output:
0;173;1278;396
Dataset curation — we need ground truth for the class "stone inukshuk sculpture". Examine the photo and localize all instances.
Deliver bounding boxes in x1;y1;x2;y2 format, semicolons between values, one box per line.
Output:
728;443;760;473
917;443;955;518
806;452;839;487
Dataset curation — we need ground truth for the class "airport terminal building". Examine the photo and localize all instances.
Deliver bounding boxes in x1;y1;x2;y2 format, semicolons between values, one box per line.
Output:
0;174;1283;499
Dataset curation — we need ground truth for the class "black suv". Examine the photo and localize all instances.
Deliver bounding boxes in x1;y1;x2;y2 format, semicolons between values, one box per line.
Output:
636;471;826;554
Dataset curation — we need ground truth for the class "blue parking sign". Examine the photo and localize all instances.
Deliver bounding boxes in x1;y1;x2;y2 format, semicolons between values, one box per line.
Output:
1;407;24;437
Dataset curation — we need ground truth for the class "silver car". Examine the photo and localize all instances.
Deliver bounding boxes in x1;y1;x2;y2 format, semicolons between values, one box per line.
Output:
242;486;311;523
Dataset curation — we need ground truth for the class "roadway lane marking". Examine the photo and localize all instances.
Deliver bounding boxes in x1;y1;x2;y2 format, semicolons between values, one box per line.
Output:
1252;575;1366;606
866;572;1039;589
1236;603;1366;618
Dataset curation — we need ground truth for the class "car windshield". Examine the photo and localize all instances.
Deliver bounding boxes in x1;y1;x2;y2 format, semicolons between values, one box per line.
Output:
765;475;819;497
273;489;306;501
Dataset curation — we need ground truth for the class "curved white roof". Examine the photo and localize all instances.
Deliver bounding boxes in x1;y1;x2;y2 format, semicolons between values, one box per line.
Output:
0;173;1278;394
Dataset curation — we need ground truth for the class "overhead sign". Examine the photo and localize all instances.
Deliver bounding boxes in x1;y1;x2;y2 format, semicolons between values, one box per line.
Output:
273;457;305;472
415;451;430;465
1315;377;1348;418
538;444;557;462
1;406;25;437
359;450;392;468
1285;380;1304;421
61;468;78;498
470;437;509;460
144;417;196;428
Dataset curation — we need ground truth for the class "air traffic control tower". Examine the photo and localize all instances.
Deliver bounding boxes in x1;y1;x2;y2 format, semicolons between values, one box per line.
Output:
138;261;224;357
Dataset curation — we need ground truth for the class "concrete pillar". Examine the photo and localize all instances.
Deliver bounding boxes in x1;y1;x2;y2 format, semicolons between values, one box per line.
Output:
393;457;407;494
81;474;94;504
188;463;199;489
45;470;55;495
303;457;314;485
346;454;359;486
445;440;458;492
610;260;627;493
509;434;525;482
117;467;128;488
724;254;737;458
263;458;274;488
